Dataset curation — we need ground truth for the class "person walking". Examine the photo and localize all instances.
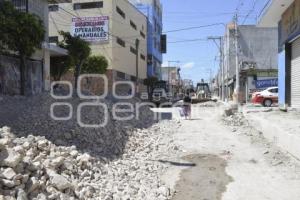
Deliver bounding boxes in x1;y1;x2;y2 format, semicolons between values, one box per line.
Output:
183;93;192;120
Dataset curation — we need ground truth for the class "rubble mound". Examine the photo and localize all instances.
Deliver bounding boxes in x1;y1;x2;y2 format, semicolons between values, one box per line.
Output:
222;112;246;127
0;121;180;199
0;93;155;159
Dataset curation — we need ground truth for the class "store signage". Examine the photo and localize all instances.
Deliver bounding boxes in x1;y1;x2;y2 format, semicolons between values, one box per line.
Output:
255;78;278;89
71;16;109;43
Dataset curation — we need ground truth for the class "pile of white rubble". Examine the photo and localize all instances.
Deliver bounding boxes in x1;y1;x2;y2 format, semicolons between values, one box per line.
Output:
0;120;181;200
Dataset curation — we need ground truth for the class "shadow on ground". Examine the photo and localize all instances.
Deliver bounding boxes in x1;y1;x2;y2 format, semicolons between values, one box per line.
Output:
158;159;196;167
0;93;156;160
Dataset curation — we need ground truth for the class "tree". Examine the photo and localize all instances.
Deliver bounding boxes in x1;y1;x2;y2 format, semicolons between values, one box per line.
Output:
50;56;72;81
143;76;159;94
81;55;108;74
0;2;45;95
59;31;91;90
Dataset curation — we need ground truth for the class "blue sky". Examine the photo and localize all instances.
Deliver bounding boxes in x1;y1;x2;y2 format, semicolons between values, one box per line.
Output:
161;0;269;84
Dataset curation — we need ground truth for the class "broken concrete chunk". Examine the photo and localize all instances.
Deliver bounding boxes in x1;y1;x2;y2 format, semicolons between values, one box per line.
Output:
0;148;23;168
1;168;16;180
50;173;72;191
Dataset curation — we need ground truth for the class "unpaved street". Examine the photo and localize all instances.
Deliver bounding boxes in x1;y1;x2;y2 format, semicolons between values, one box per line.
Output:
158;103;300;200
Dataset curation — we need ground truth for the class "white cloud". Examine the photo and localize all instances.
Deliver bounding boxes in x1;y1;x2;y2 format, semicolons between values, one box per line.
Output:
181;62;195;69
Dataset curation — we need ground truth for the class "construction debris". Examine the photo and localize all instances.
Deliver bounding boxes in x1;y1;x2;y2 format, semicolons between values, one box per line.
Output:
0;120;180;199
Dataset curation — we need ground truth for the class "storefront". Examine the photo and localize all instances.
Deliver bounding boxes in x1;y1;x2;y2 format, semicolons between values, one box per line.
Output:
279;0;300;108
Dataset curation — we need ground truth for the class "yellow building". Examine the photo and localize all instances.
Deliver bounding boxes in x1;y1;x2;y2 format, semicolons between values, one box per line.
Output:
48;0;148;89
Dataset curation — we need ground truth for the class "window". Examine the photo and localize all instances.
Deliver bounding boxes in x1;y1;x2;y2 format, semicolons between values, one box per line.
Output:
140;31;145;39
49;5;59;12
73;1;103;10
269;88;278;93
116;37;125;47
116;6;125;19
140;54;145;60
130;46;137;55
12;0;27;12
130;20;137;30
49;36;58;44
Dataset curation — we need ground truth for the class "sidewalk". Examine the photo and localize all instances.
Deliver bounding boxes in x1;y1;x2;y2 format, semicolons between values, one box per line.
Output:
243;106;300;160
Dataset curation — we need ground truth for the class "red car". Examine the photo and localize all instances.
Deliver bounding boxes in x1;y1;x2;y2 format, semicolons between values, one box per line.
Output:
251;87;278;107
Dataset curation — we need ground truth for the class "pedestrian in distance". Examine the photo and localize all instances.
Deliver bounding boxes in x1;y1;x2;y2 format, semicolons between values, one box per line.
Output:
183;93;192;120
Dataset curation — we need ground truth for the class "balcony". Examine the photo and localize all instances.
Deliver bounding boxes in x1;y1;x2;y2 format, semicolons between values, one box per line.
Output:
257;0;294;27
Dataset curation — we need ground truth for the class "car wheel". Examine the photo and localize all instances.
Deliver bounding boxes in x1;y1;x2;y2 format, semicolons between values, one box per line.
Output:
263;99;273;107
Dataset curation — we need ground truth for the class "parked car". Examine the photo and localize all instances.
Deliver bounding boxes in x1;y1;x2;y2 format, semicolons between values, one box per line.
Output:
251;87;278;107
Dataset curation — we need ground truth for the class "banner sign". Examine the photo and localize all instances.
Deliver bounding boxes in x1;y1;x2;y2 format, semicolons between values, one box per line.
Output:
71;16;109;43
255;78;278;89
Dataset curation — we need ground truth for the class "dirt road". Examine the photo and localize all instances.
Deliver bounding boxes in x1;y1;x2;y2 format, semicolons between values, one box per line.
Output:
158;103;300;200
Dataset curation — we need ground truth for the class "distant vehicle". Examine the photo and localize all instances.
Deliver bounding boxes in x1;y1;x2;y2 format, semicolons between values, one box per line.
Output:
192;82;211;103
152;88;170;106
251;87;278;107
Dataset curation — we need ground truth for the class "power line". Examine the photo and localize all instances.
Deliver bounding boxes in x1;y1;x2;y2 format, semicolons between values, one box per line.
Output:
168;38;207;43
163;23;225;33
242;0;259;24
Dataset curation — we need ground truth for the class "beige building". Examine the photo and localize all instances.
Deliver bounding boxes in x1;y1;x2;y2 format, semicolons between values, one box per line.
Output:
48;0;148;89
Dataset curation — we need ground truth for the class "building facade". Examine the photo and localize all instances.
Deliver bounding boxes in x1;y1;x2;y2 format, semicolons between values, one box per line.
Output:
0;0;68;95
129;0;163;79
48;0;148;89
161;66;181;96
258;0;300;109
222;24;278;103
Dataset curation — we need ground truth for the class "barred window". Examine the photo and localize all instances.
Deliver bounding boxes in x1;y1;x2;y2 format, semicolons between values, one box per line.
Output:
73;1;103;10
11;0;27;12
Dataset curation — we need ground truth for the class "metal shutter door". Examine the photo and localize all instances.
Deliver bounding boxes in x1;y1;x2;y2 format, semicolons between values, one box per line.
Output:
291;37;300;108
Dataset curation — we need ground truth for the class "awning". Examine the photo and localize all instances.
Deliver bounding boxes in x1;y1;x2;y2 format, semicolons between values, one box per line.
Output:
258;0;294;27
42;42;68;57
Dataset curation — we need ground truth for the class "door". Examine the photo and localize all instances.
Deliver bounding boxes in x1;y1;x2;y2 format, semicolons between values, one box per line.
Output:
291;37;300;108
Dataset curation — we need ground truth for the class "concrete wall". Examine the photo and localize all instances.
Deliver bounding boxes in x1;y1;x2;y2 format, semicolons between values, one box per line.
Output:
224;25;278;79
238;26;278;70
0;55;43;95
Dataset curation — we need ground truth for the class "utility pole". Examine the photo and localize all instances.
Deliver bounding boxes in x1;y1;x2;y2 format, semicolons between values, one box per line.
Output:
135;39;139;94
234;13;240;104
207;36;224;101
